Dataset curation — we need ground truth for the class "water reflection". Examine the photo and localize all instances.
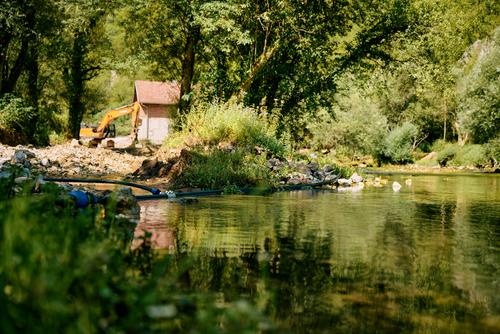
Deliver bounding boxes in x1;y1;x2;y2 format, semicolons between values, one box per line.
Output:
136;175;500;333
132;203;176;251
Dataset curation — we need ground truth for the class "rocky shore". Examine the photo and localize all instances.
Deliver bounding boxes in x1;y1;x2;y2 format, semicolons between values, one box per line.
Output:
0;141;145;178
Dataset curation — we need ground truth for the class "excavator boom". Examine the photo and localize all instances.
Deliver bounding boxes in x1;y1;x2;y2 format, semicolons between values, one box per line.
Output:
79;102;141;146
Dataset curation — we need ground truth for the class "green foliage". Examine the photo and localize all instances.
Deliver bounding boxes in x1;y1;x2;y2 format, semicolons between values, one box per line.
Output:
308;87;388;157
484;137;500;167
0;188;272;333
378;122;419;163
0;94;37;144
450;144;489;167
166;102;286;157
436;143;460;166
434;141;495;168
177;149;271;189
455;27;500;144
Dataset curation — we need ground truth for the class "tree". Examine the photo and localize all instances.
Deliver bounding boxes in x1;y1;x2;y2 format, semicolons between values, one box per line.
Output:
0;0;62;142
455;27;500;144
62;0;112;139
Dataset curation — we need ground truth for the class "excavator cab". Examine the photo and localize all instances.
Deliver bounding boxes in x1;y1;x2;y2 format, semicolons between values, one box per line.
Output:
103;124;116;138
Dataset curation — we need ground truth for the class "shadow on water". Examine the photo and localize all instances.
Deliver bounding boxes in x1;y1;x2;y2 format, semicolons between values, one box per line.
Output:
136;175;500;333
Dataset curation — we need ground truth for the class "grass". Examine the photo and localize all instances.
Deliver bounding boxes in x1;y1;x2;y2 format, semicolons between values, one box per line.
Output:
175;148;271;189
160;102;294;189
164;102;286;157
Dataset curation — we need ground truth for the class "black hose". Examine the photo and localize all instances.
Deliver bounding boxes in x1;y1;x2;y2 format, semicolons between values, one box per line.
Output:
45;176;339;204
135;189;224;201
43;177;161;195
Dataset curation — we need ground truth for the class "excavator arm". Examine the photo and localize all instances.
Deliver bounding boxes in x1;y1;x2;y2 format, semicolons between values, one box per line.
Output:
80;102;142;145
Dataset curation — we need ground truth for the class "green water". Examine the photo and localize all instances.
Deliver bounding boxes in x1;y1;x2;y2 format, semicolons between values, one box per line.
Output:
137;174;500;333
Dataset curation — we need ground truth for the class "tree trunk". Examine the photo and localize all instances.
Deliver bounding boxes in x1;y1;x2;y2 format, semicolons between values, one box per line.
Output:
0;39;29;95
68;32;86;139
179;25;200;115
25;45;40;141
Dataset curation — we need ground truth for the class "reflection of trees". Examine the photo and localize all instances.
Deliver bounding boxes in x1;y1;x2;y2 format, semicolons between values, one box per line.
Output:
142;177;499;333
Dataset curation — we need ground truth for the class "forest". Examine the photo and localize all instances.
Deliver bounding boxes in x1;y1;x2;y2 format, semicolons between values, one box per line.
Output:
0;0;499;165
1;2;500;333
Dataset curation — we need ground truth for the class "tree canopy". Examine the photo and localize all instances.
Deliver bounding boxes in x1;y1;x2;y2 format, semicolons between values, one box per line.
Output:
0;0;498;147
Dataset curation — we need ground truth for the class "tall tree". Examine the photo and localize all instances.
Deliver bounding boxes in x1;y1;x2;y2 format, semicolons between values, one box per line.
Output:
0;0;61;142
62;0;111;139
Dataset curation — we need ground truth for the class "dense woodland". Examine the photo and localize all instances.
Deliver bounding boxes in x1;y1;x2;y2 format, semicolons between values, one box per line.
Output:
0;0;499;165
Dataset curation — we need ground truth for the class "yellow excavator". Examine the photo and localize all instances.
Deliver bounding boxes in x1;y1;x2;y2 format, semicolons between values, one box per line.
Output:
79;101;141;147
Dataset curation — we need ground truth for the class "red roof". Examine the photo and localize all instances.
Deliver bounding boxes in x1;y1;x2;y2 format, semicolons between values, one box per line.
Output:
134;80;180;105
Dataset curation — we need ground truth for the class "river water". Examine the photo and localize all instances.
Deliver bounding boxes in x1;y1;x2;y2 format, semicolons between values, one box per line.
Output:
136;174;500;333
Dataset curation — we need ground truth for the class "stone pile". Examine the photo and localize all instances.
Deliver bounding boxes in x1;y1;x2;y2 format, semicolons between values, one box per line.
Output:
0;147;140;224
0;143;144;177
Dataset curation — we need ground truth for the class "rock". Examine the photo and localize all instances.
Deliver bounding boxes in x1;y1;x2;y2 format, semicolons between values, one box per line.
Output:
421;152;438;161
349;172;363;183
322;165;335;174
41;158;50;167
338;178;352;186
14;176;29;184
105;140;115;148
295;162;311;175
392;181;402;192
70;139;80;147
307;162;319;172
12;150;27;165
267;158;282;169
0;157;10;167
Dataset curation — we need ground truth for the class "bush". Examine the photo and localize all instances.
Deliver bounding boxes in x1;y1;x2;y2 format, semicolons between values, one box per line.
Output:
0;94;37;145
176;148;271;189
436;143;459;166
434;142;494;168
166;102;285;157
484;137;500;167
455;27;500;143
308;94;388;157
377;122;419;163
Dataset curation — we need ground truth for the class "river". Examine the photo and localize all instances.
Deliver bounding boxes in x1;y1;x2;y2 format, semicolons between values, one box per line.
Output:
136;174;500;333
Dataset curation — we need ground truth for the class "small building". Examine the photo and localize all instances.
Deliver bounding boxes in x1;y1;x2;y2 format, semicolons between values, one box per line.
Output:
133;80;180;145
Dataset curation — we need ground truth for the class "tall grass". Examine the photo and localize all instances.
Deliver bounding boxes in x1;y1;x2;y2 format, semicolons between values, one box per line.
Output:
165;102;286;157
176;149;271;189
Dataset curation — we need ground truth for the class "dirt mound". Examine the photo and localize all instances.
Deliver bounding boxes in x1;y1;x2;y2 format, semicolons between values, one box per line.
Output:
131;149;193;184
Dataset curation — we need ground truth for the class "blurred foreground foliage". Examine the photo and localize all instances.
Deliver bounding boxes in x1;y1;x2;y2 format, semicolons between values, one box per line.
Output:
0;188;274;333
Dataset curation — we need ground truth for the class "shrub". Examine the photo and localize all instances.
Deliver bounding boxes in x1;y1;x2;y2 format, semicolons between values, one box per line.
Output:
377;122;419;163
484;137;500;167
436;143;459;166
176;148;271;189
449;144;490;168
0;94;37;145
455;27;500;143
308;94;388;157
166;102;285;156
